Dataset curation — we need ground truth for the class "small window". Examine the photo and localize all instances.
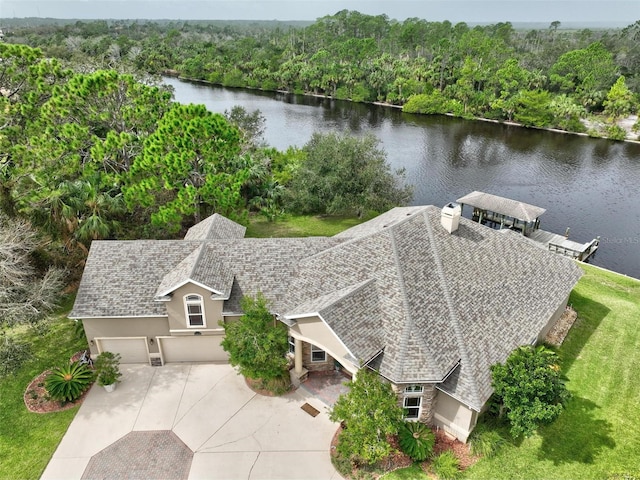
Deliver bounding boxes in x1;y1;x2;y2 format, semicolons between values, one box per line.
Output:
403;384;423;420
403;396;421;420
311;344;326;362
288;336;296;354
184;294;205;327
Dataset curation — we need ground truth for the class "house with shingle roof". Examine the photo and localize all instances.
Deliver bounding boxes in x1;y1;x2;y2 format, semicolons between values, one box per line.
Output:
71;204;582;441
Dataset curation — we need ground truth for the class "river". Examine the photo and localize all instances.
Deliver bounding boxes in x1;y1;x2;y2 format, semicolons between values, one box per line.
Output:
164;77;640;279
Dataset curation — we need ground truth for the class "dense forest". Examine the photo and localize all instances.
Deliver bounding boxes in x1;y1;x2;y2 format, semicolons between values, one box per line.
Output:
1;11;640;288
3;11;640;138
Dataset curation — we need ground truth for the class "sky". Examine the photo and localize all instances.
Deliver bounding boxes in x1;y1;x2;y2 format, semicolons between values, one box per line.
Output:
1;0;639;25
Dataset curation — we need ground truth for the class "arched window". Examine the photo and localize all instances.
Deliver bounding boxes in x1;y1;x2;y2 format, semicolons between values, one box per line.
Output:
184;294;205;327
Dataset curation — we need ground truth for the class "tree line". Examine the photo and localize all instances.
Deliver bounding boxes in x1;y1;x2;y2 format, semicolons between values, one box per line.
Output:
5;11;640;138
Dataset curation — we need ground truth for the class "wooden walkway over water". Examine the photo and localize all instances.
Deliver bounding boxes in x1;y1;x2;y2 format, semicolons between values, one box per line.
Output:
528;229;600;262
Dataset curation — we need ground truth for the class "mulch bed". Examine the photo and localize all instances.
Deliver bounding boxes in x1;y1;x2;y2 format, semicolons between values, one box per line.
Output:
432;428;479;470
330;425;478;479
23;350;93;414
544;306;578;347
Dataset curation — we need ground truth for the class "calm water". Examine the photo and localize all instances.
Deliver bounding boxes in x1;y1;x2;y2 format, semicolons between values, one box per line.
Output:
164;77;640;279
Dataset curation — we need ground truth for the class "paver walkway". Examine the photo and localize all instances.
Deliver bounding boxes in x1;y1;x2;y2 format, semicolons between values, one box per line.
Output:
41;364;342;480
300;371;351;407
82;431;192;479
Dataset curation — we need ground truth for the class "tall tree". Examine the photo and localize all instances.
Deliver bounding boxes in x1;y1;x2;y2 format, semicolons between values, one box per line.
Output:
550;42;618;110
603;76;635;119
491;345;570;438
0;214;64;327
124;103;248;232
220;294;289;383
286;132;413;218
0;44;69;215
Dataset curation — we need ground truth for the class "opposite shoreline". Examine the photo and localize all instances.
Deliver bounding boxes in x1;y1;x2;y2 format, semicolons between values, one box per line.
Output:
168;73;640;145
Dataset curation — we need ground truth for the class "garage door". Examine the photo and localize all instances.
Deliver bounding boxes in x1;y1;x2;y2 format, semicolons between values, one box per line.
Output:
96;337;149;364
159;335;228;363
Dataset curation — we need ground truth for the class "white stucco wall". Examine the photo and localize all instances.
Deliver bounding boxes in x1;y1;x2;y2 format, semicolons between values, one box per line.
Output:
432;390;478;442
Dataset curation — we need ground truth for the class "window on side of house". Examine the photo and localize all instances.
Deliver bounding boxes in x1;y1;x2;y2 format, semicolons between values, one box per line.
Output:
185;294;205;327
288;336;296;354
403;385;423;420
311;344;326;362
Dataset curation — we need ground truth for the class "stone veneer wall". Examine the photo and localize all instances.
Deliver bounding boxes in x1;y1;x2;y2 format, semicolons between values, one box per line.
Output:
301;342;335;372
392;383;438;424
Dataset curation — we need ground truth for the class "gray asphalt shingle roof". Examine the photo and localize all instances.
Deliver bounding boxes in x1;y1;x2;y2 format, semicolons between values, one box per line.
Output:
283;206;582;409
70;241;201;318
72;207;582;411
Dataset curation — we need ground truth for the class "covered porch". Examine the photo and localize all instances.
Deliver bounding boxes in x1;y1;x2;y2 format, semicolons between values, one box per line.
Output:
288;334;355;406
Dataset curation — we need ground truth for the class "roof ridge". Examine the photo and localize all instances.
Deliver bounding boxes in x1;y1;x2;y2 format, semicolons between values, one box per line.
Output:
421;209;483;407
388;228;415;381
188;243;206;279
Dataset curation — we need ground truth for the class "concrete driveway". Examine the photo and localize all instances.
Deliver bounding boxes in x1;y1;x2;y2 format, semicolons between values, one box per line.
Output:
41;364;342;479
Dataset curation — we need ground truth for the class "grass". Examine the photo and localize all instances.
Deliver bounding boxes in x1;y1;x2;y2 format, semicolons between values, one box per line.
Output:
464;264;640;479
246;213;372;238
381;464;428;479
0;295;87;480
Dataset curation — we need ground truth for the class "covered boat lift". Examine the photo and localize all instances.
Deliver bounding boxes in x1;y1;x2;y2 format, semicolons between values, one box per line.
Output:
456;191;545;236
456;191;599;262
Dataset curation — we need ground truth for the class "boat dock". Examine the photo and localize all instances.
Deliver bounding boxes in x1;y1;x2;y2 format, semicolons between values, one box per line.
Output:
528;229;600;261
456;191;600;263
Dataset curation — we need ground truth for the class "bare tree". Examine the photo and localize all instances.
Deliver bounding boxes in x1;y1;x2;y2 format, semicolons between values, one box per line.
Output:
0;214;65;326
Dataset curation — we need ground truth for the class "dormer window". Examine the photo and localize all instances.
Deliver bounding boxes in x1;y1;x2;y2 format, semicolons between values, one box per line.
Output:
185;294;206;327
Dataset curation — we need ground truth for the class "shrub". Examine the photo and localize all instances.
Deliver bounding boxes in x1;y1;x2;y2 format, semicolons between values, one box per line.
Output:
329;368;404;466
73;320;86;342
403;91;450;115
332;452;353;477
260;371;292;395
491;345;570;438
604;124;627;141
0;334;32;377
45;361;94;403
431;451;460;480
94;351;122;386
398;422;435;461
468;425;505;458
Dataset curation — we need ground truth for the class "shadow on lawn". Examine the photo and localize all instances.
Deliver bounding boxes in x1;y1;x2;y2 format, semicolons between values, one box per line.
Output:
538;396;615;465
560;290;610;372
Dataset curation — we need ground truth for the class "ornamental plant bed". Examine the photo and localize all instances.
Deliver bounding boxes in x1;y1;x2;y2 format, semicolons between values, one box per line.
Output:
244;376;296;396
23;351;94;414
331;425;478;479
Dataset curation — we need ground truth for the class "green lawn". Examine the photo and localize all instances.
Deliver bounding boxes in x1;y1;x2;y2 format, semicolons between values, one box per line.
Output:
381;464;428;479
246;213;372;238
0;296;87;480
464;264;640;479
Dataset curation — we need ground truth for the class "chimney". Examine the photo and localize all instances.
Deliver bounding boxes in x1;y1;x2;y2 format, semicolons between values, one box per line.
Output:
441;203;461;233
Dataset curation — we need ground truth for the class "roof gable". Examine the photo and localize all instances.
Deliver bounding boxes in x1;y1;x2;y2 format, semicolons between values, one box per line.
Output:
155;244;233;298
184;213;246;241
70;240;201;318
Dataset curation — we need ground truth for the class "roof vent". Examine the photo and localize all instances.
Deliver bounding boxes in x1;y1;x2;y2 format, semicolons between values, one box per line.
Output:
441;203;462;233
